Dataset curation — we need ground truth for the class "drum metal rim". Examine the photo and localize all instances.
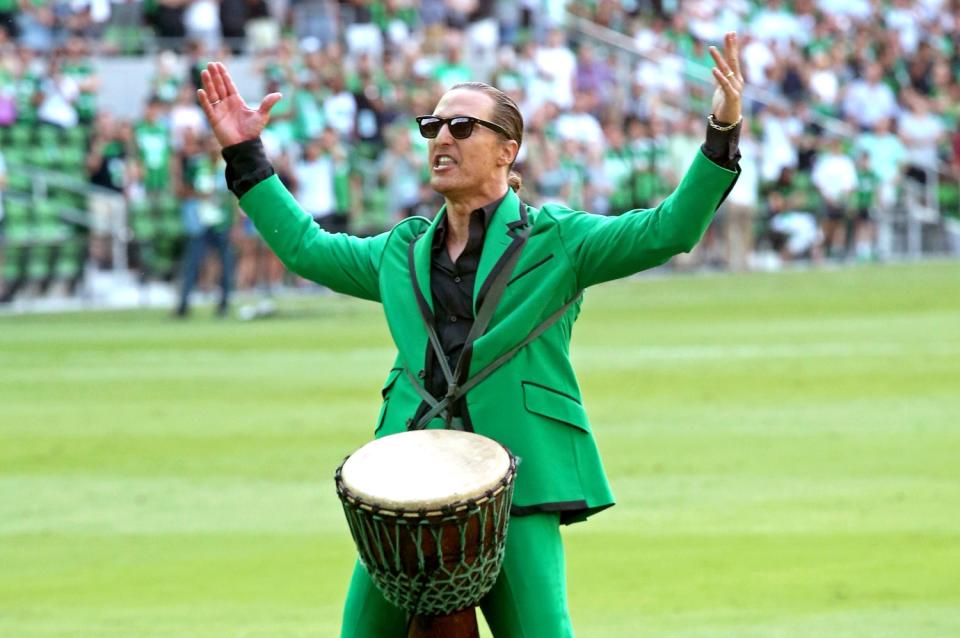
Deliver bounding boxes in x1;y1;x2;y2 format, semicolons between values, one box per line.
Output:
335;443;517;519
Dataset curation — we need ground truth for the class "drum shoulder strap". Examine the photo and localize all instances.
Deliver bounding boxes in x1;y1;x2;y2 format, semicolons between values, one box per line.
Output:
403;204;582;429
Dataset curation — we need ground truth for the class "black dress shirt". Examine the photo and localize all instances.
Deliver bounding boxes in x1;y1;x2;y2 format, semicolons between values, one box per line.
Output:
422;194;506;419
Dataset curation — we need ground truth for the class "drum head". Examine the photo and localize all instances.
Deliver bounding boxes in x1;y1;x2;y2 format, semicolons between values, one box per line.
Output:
340;430;511;510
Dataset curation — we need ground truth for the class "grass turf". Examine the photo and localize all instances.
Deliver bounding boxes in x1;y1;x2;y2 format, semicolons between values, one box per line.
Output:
1;260;958;636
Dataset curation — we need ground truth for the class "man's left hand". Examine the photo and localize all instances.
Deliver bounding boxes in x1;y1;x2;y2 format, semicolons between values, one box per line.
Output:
709;32;744;124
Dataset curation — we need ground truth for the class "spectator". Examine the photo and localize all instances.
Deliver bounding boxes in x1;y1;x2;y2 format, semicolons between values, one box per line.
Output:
853;151;880;261
134;96;174;195
169;82;206;149
431;30;471;90
854;117;906;210
534;26;576;109
184;0;221;52
811;137;857;258
175;130;233;317
380;123;424;222
36;58;79;128
723;127;760;271
760;100;802;182
146;0;189;44
290;128;339;225
842;63;898;131
574;42;614;107
898;90;946;185
554;90;603;147
323;73;357;141
86;112;132;268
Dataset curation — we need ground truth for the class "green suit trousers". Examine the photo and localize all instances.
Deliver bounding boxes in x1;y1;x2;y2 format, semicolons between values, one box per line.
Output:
340;513;573;637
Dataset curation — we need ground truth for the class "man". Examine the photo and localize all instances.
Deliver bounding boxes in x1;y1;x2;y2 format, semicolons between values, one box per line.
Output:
197;32;744;637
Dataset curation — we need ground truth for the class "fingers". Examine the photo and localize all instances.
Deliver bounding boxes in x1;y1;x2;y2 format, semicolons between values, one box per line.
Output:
216;62;238;98
197;88;216;121
726;32;743;80
210;62;229;102
708;45;734;79
711;67;739;100
200;67;219;103
258;92;283;119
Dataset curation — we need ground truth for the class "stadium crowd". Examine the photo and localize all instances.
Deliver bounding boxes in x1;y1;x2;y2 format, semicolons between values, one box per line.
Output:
1;0;959;308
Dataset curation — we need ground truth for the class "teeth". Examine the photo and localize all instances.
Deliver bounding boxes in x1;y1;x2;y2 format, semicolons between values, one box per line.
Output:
435;156;455;167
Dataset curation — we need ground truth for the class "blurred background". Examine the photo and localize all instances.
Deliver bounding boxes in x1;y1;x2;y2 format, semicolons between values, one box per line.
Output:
0;0;959;312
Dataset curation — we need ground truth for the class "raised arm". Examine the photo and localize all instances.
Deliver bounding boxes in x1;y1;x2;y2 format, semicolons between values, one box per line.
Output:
555;32;745;288
197;62;386;302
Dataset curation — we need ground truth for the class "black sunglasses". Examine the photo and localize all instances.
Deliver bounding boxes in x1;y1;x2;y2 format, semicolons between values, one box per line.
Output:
416;115;511;140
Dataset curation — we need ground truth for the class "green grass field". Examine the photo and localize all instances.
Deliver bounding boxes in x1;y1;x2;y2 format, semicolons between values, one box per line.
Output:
2;261;959;637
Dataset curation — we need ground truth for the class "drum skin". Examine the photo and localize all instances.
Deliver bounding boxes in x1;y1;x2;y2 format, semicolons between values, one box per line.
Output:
335;430;517;617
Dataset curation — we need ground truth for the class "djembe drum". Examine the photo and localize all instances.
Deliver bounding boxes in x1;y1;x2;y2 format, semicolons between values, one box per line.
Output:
335;430;517;637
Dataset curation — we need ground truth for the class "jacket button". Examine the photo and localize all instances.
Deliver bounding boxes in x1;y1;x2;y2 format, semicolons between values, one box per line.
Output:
417;369;426;379
449;315;458;323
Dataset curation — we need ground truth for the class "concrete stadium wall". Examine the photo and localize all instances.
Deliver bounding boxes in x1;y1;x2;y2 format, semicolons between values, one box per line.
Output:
91;56;264;120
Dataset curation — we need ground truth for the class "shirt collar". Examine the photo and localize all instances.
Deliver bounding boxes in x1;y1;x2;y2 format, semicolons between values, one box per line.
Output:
433;191;508;249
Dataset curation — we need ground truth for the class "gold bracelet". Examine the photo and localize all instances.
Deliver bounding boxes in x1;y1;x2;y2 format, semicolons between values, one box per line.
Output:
708;114;742;132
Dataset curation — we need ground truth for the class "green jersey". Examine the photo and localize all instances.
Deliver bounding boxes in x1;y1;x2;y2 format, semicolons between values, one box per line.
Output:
856;167;879;211
134;121;172;190
63;60;97;121
602;146;634;213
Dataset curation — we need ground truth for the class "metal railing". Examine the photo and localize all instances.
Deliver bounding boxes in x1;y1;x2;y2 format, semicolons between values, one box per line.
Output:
565;12;958;258
4;164;128;271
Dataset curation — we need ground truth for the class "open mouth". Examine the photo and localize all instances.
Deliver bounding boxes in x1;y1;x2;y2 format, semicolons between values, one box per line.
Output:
432;154;457;172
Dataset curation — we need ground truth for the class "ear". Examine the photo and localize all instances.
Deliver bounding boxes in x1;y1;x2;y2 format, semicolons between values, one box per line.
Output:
497;139;519;167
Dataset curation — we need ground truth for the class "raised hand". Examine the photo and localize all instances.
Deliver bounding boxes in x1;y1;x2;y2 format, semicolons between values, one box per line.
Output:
708;32;744;125
197;62;282;148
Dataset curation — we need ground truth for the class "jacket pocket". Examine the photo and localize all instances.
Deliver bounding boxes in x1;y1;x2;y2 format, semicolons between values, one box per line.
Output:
521;381;589;433
375;368;403;433
508;253;555;286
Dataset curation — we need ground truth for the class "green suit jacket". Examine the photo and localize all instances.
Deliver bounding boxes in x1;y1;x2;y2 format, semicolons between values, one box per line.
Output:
239;150;738;523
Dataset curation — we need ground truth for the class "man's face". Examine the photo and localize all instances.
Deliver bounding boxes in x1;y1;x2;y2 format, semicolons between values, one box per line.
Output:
427;89;511;198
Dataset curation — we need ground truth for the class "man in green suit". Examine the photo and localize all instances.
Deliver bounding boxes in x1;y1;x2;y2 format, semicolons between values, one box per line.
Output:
197;32;745;637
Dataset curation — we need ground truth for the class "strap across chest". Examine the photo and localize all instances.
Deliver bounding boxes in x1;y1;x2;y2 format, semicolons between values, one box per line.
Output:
403;203;583;430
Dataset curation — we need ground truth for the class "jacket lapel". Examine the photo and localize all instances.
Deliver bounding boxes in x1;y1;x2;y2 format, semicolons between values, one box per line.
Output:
473;188;525;314
411;205;445;313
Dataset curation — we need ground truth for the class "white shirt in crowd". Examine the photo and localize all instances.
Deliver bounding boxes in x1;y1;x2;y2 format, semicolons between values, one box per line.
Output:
635;50;684;96
898;110;944;169
726;138;760;208
324;92;357;139
37;75;79;129
554;111;604;147
170;102;205;150
843;80;898;129
741;37;775;87
816;0;872;22
809;64;839;107
749;4;808;48
760;110;802;182
534;44;576;110
812;150;858;203
294;155;336;218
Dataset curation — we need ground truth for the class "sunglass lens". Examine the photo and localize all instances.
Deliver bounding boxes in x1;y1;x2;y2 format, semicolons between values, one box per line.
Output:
449;117;474;139
419;118;441;138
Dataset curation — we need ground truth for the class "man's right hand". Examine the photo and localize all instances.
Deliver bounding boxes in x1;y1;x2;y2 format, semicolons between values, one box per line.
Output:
197;62;282;149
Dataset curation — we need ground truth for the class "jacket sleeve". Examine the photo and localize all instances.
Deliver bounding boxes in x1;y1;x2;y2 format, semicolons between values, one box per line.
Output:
239;174;388;302
550;149;739;289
